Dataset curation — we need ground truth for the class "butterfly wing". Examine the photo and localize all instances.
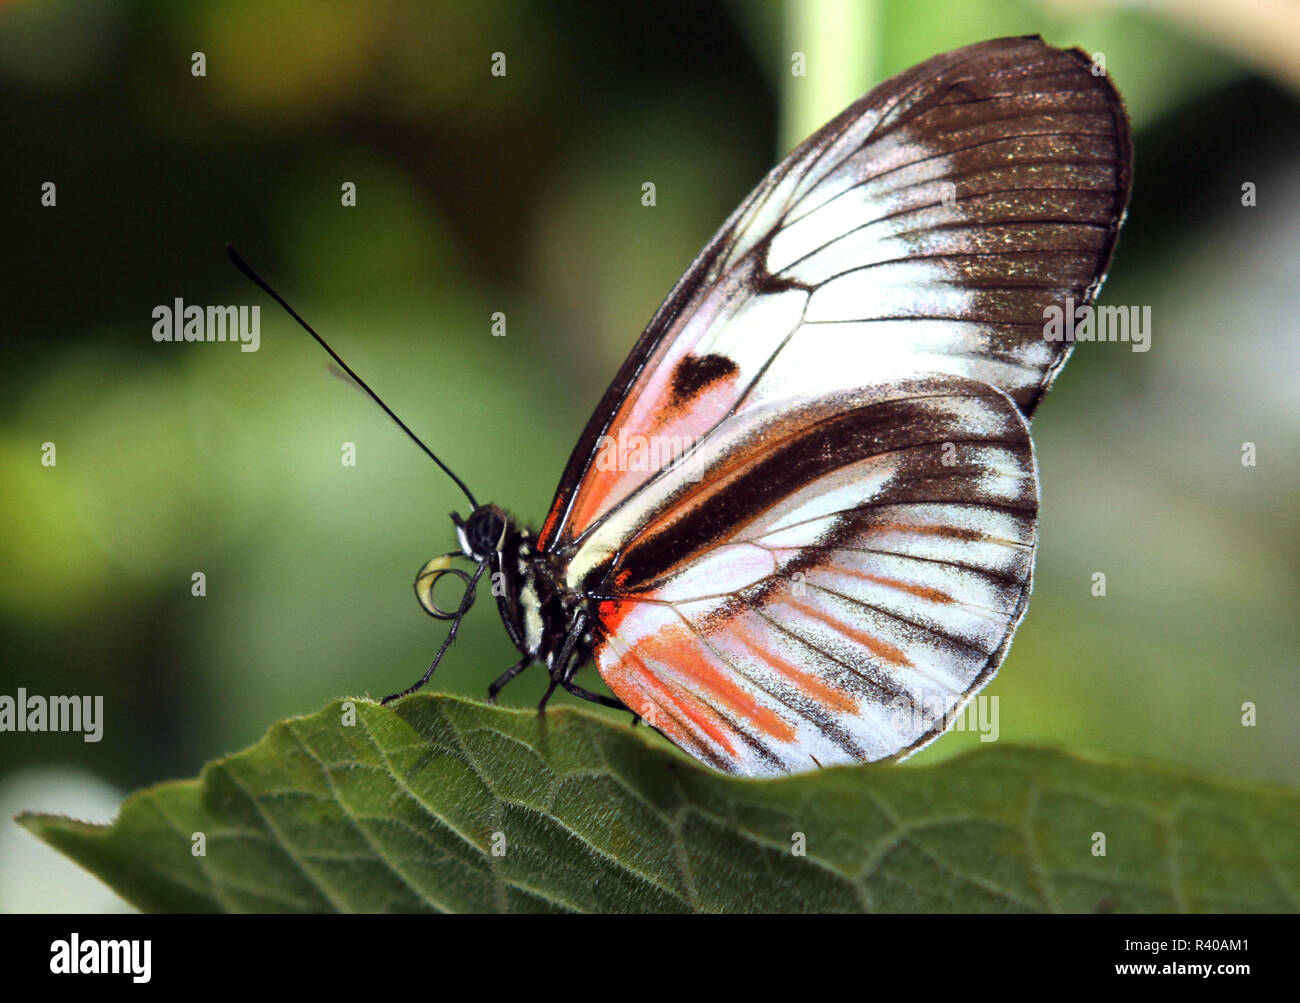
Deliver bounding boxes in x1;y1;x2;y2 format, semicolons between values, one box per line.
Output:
575;378;1036;775
538;35;1131;775
539;35;1130;556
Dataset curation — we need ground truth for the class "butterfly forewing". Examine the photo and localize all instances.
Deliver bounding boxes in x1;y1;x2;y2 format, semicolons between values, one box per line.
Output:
540;36;1130;556
531;36;1130;776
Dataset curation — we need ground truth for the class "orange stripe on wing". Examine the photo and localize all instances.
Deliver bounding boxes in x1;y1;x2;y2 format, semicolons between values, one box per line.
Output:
608;645;737;757
597;598;631;635
783;596;914;668
537;494;568;550
731;623;858;713
833;567;954;605
635;628;796;743
561;368;739;544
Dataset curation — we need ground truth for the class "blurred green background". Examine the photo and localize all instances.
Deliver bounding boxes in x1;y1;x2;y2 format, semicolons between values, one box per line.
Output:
3;0;1298;911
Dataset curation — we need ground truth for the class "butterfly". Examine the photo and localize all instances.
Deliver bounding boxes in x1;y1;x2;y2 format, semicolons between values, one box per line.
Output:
231;34;1131;777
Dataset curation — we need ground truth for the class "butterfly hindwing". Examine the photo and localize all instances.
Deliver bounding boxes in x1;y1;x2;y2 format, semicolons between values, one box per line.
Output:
575;378;1036;775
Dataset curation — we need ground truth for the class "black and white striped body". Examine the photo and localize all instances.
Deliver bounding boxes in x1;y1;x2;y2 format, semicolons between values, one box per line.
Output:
453;505;601;698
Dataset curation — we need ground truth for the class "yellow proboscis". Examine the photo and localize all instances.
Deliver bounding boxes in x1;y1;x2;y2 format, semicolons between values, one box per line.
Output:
415;554;460;617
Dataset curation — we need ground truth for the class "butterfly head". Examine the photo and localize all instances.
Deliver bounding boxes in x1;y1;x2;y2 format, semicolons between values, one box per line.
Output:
413;505;508;621
454;504;510;561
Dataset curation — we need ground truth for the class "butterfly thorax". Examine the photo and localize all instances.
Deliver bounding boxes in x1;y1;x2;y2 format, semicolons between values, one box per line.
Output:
456;505;592;673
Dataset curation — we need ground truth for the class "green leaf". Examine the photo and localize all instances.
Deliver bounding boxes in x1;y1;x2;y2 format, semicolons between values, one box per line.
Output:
17;695;1299;913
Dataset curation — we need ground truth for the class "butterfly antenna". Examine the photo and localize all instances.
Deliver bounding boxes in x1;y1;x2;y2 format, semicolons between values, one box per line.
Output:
226;244;479;509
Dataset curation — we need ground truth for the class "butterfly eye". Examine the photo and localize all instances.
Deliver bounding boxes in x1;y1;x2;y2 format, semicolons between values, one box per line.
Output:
465;507;508;555
414;555;477;620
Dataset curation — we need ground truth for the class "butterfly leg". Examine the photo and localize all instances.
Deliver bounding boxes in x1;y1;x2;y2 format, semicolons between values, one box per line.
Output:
536;676;560;715
487;657;531;705
557;676;630;713
554;618;636;715
536;610;585;714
